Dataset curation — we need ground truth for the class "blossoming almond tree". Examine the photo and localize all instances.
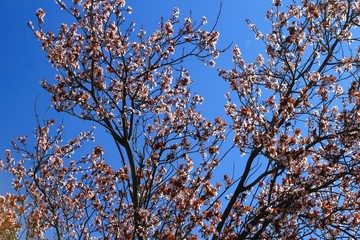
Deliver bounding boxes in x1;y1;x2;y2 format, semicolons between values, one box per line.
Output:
216;0;360;238
2;0;360;239
2;0;226;239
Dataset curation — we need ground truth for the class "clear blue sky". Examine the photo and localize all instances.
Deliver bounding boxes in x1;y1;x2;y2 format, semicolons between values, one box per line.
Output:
0;1;271;194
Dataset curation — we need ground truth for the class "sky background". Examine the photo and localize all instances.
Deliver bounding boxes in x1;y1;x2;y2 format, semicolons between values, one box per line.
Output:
0;0;272;195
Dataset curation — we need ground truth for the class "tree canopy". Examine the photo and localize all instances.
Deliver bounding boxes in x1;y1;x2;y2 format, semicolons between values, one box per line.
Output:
2;0;360;239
